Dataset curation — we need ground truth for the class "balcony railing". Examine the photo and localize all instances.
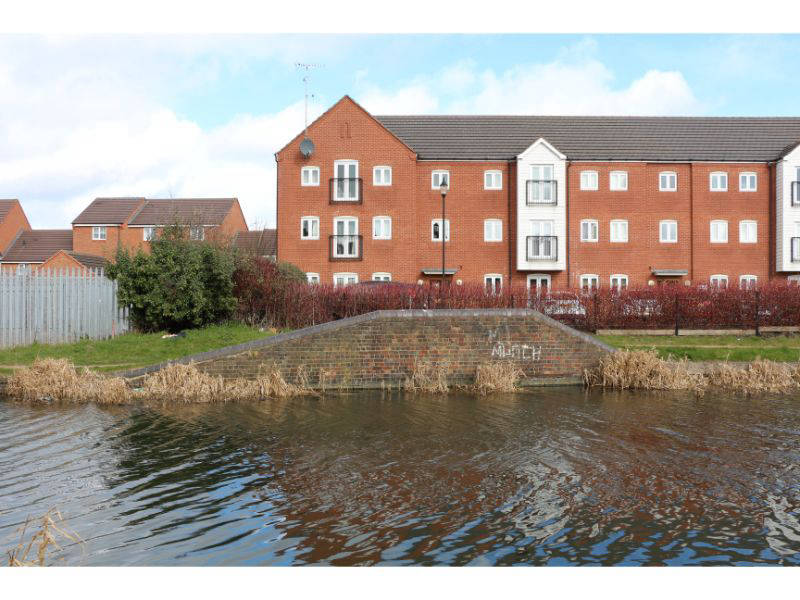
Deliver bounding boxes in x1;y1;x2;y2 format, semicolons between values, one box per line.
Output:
792;237;800;263
329;235;363;261
792;181;800;206
525;180;557;205
329;178;363;204
526;236;558;261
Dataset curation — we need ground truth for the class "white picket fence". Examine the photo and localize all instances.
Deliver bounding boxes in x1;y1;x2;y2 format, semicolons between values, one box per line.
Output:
0;268;130;348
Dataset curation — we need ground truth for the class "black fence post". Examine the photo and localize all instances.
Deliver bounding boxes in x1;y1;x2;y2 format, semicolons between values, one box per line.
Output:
674;293;680;336
755;289;761;336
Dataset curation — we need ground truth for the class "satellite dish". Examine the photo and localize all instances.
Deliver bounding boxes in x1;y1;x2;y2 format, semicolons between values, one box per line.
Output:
299;137;315;158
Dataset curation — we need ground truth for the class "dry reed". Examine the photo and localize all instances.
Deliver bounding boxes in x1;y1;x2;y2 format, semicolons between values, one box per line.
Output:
473;361;524;394
7;509;81;567
403;358;450;393
6;358;130;404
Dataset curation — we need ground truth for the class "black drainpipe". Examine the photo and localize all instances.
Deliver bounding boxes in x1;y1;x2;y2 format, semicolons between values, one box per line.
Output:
508;160;514;287
565;160;571;289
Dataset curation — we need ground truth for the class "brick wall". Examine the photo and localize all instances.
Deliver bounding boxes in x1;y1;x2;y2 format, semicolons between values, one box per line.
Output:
122;309;613;389
0;201;31;255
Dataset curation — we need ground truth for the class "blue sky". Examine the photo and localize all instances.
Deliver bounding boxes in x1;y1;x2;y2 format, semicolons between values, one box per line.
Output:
2;34;799;229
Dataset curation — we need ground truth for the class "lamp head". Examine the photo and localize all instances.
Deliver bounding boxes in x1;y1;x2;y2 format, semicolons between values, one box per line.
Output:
439;179;449;197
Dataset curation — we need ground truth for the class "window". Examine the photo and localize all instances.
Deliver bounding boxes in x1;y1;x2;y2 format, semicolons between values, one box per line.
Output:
739;172;757;192
301;216;319;240
789;274;800;286
580;170;598;191
143;227;156;241
484;170;502;190
372;272;392;282
610;219;629;243
301;166;320;186
580;274;599;292
306;273;320;284
610;171;628;191
484;274;502;294
333;160;359;200
660;220;678;243
332;217;359;258
528;221;556;260
189;226;205;241
739;275;758;289
373;166;392;186
610;274;628;292
431;170;450;189
333;273;358;287
739;220;757;244
528;165;555;204
580;219;598;242
431;219;450;242
710;274;728;288
710;220;728;243
372;216;392;240
659;171;677;191
710;171;728;191
484;219;502;242
91;226;107;241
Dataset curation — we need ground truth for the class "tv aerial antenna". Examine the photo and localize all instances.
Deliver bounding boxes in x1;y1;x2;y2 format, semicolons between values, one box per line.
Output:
296;62;323;139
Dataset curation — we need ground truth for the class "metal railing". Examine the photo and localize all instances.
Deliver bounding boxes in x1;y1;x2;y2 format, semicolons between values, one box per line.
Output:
329;178;363;204
329;235;363;261
526;236;558;261
792;237;800;263
792;181;800;206
525;180;557;205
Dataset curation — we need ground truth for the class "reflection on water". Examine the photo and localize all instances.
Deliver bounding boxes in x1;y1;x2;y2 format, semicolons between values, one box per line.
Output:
1;388;800;565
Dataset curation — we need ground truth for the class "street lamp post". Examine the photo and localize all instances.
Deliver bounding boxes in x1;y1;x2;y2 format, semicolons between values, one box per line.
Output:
439;179;449;298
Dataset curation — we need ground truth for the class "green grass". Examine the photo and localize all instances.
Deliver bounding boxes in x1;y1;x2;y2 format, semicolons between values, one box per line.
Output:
596;334;800;362
0;324;274;375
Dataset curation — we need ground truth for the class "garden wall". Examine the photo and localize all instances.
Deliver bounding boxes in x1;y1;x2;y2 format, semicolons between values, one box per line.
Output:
121;309;613;389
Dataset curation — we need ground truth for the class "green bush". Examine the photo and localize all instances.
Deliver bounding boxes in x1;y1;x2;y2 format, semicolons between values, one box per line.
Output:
107;225;237;332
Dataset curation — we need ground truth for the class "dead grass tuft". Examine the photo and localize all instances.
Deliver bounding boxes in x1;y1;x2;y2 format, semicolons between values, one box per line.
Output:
6;358;130;404
7;509;81;567
473;361;524;395
705;358;797;394
403;358;450;394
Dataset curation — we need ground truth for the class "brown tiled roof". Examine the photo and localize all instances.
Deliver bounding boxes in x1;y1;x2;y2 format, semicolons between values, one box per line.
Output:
0;199;20;222
128;198;237;226
72;198;145;225
233;230;276;256
68;253;108;269
1;230;73;263
375;115;800;161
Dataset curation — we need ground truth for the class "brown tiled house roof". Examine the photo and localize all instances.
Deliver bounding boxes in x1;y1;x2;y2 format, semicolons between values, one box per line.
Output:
68;253;109;269
0;199;20;222
72;198;145;225
233;230;276;256
1;230;73;263
129;199;237;226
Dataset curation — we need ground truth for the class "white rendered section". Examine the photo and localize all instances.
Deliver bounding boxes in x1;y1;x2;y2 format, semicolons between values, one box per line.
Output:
776;145;800;272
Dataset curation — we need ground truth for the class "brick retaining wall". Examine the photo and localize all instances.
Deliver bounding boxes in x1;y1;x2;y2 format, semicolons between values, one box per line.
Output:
121;309;614;389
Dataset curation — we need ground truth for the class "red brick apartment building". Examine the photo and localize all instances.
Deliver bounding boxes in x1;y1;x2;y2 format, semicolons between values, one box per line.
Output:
276;96;800;291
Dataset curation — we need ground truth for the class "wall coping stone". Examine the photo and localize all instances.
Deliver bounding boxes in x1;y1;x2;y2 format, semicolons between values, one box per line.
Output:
117;309;614;380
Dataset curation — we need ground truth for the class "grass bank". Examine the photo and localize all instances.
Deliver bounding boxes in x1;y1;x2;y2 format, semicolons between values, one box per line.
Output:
0;324;273;375
596;334;800;362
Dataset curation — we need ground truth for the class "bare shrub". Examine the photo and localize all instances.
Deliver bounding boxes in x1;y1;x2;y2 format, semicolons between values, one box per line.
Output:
403;358;449;393
473;361;524;394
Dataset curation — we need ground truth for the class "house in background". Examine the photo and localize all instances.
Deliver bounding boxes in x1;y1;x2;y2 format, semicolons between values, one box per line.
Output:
233;229;277;260
0;199;32;259
0;229;86;272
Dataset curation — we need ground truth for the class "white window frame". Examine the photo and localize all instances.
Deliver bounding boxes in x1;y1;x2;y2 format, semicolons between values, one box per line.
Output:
306;272;320;284
373;166;392;186
580;219;599;242
484;170;502;190
431;170;450;190
333;273;358;287
710;274;729;288
659;220;678;243
372;272;392;282
527;274;551;296
580;170;598;191
659;171;677;192
143;227;156;241
739;220;757;244
609;171;628;191
484;219;502;242
710;220;728;243
91;226;107;241
189;226;205;241
300;216;320;240
710;171;728;192
372;216;392;240
788;274;800;286
333;160;359;200
610;274;629;292
484;274;503;294
301;166;320;187
739;172;757;192
431;218;450;242
332;216;359;258
610;219;629;243
580;274;599;292
739;275;758;289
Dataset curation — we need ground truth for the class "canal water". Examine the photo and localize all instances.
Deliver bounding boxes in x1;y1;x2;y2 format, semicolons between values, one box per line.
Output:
1;389;799;566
